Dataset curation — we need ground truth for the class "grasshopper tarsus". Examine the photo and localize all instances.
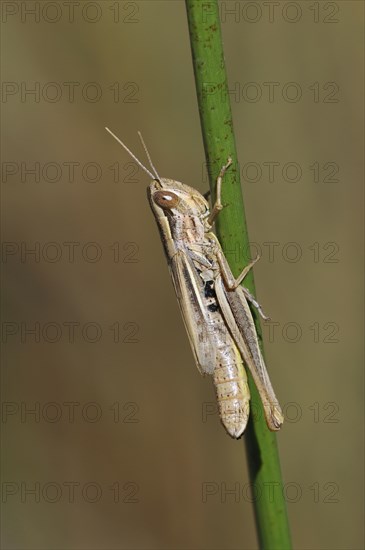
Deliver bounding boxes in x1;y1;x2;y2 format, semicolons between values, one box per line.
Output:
208;156;232;226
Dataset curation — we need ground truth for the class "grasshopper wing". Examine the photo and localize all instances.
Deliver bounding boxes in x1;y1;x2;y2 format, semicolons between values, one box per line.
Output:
215;277;284;430
169;250;218;375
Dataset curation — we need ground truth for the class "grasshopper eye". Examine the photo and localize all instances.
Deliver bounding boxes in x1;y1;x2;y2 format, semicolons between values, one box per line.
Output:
153;190;180;209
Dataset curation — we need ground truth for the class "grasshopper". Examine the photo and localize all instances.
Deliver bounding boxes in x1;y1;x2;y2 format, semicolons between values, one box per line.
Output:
106;127;284;438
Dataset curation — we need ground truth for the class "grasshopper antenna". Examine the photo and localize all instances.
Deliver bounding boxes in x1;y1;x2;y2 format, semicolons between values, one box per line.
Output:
137;131;161;182
105;127;156;180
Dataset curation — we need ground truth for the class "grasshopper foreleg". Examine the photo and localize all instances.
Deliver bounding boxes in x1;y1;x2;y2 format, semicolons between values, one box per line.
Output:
207;157;233;226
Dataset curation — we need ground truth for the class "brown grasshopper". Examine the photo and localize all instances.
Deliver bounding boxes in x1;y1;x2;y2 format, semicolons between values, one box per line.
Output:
106;127;283;438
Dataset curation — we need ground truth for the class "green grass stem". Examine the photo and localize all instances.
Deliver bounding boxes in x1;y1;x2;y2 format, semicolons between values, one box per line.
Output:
185;2;292;548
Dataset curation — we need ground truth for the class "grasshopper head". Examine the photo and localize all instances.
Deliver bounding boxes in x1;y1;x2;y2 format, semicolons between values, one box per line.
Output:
148;178;209;219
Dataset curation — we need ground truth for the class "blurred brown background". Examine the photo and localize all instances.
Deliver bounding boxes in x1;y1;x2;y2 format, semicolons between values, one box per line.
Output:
1;1;364;549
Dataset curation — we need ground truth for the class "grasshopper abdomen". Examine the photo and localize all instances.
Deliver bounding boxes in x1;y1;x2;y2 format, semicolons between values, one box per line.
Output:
213;345;250;438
